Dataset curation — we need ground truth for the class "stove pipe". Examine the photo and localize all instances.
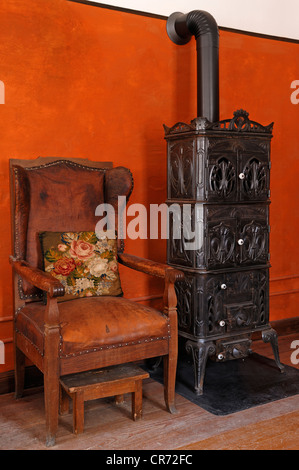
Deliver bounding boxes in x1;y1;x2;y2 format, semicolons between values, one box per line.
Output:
167;10;219;123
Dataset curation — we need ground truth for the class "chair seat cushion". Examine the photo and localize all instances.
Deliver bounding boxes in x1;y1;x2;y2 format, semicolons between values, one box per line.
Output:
15;297;170;357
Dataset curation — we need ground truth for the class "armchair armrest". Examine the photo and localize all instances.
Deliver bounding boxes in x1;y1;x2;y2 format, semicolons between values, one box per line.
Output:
118;252;184;283
9;256;65;298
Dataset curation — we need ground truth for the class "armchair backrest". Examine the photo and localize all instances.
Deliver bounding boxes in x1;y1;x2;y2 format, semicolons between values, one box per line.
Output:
10;158;133;300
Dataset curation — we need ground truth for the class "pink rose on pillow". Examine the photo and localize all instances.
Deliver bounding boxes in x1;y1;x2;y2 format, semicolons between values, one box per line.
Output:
53;258;76;276
69;240;95;260
58;244;68;252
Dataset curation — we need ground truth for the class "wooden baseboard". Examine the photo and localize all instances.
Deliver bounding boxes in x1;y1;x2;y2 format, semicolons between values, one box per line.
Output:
0;365;43;396
266;316;299;337
0;316;298;396
251;316;299;341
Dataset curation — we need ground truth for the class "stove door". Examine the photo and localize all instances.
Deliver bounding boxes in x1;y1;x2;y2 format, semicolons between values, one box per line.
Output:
238;206;269;266
207;152;237;202
203;269;269;338
239;150;270;202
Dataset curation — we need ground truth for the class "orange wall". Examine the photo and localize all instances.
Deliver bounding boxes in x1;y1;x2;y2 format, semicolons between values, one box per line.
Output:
0;0;298;372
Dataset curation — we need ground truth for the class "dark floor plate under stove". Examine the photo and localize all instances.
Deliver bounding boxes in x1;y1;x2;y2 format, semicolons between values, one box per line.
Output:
147;353;299;415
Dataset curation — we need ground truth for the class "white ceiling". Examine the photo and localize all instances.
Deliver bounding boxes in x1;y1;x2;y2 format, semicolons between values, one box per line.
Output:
89;0;299;41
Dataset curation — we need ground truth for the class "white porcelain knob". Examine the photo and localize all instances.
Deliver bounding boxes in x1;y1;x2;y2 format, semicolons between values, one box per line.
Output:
238;239;244;245
221;283;227;290
219;320;226;327
218;354;224;360
239;172;245;180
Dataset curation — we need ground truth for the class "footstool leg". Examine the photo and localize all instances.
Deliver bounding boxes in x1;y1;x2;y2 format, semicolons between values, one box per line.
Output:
115;394;125;405
59;386;69;415
132;380;142;421
73;391;84;435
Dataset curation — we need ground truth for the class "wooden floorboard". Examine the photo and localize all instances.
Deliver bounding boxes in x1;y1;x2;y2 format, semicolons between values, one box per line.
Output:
180;410;299;450
0;333;298;450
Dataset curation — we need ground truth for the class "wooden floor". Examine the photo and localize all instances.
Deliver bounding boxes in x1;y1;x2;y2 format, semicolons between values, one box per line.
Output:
0;333;298;450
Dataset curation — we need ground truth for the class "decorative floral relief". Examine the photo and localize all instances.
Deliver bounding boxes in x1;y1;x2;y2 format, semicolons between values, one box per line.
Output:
209;157;236;198
241;221;266;262
169;142;194;198
208;222;235;265
242;157;267;197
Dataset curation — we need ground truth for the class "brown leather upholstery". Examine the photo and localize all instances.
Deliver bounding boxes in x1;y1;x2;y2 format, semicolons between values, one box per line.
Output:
12;161;133;297
10;157;181;447
16;297;169;357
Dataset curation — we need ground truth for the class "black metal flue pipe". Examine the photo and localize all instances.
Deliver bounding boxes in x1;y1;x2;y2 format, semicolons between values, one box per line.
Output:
167;10;219;123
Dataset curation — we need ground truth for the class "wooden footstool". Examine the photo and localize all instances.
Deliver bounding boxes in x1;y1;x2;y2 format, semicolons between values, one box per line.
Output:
59;364;149;434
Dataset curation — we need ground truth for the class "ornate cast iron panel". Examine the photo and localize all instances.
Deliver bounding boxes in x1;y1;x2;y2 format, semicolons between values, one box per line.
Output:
165;111;271;205
165;110;284;395
175;268;269;339
167;203;269;270
239;152;270;201
207;144;237;202
168;139;195;200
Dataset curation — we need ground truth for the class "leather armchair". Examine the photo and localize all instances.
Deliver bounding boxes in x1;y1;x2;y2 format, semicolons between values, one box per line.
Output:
9;157;183;446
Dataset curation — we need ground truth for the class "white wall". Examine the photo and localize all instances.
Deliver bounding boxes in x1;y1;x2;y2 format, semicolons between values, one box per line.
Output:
92;0;299;40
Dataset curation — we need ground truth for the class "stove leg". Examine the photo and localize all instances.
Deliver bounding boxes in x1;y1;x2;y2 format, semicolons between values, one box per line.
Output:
186;340;215;395
262;328;285;373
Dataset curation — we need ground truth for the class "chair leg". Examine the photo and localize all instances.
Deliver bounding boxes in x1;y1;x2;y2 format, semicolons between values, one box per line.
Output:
43;300;61;447
163;354;178;414
44;369;60;447
14;345;25;399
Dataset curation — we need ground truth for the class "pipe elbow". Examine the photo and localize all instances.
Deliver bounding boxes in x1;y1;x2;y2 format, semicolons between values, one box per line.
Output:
166;10;219;122
167;10;219;47
186;10;219;46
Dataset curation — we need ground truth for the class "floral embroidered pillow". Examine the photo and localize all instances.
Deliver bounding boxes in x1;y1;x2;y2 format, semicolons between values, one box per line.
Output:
39;231;122;301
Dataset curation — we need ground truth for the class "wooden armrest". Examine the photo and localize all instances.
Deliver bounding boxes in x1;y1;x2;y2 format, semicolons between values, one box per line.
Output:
118;253;184;283
9;256;65;298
